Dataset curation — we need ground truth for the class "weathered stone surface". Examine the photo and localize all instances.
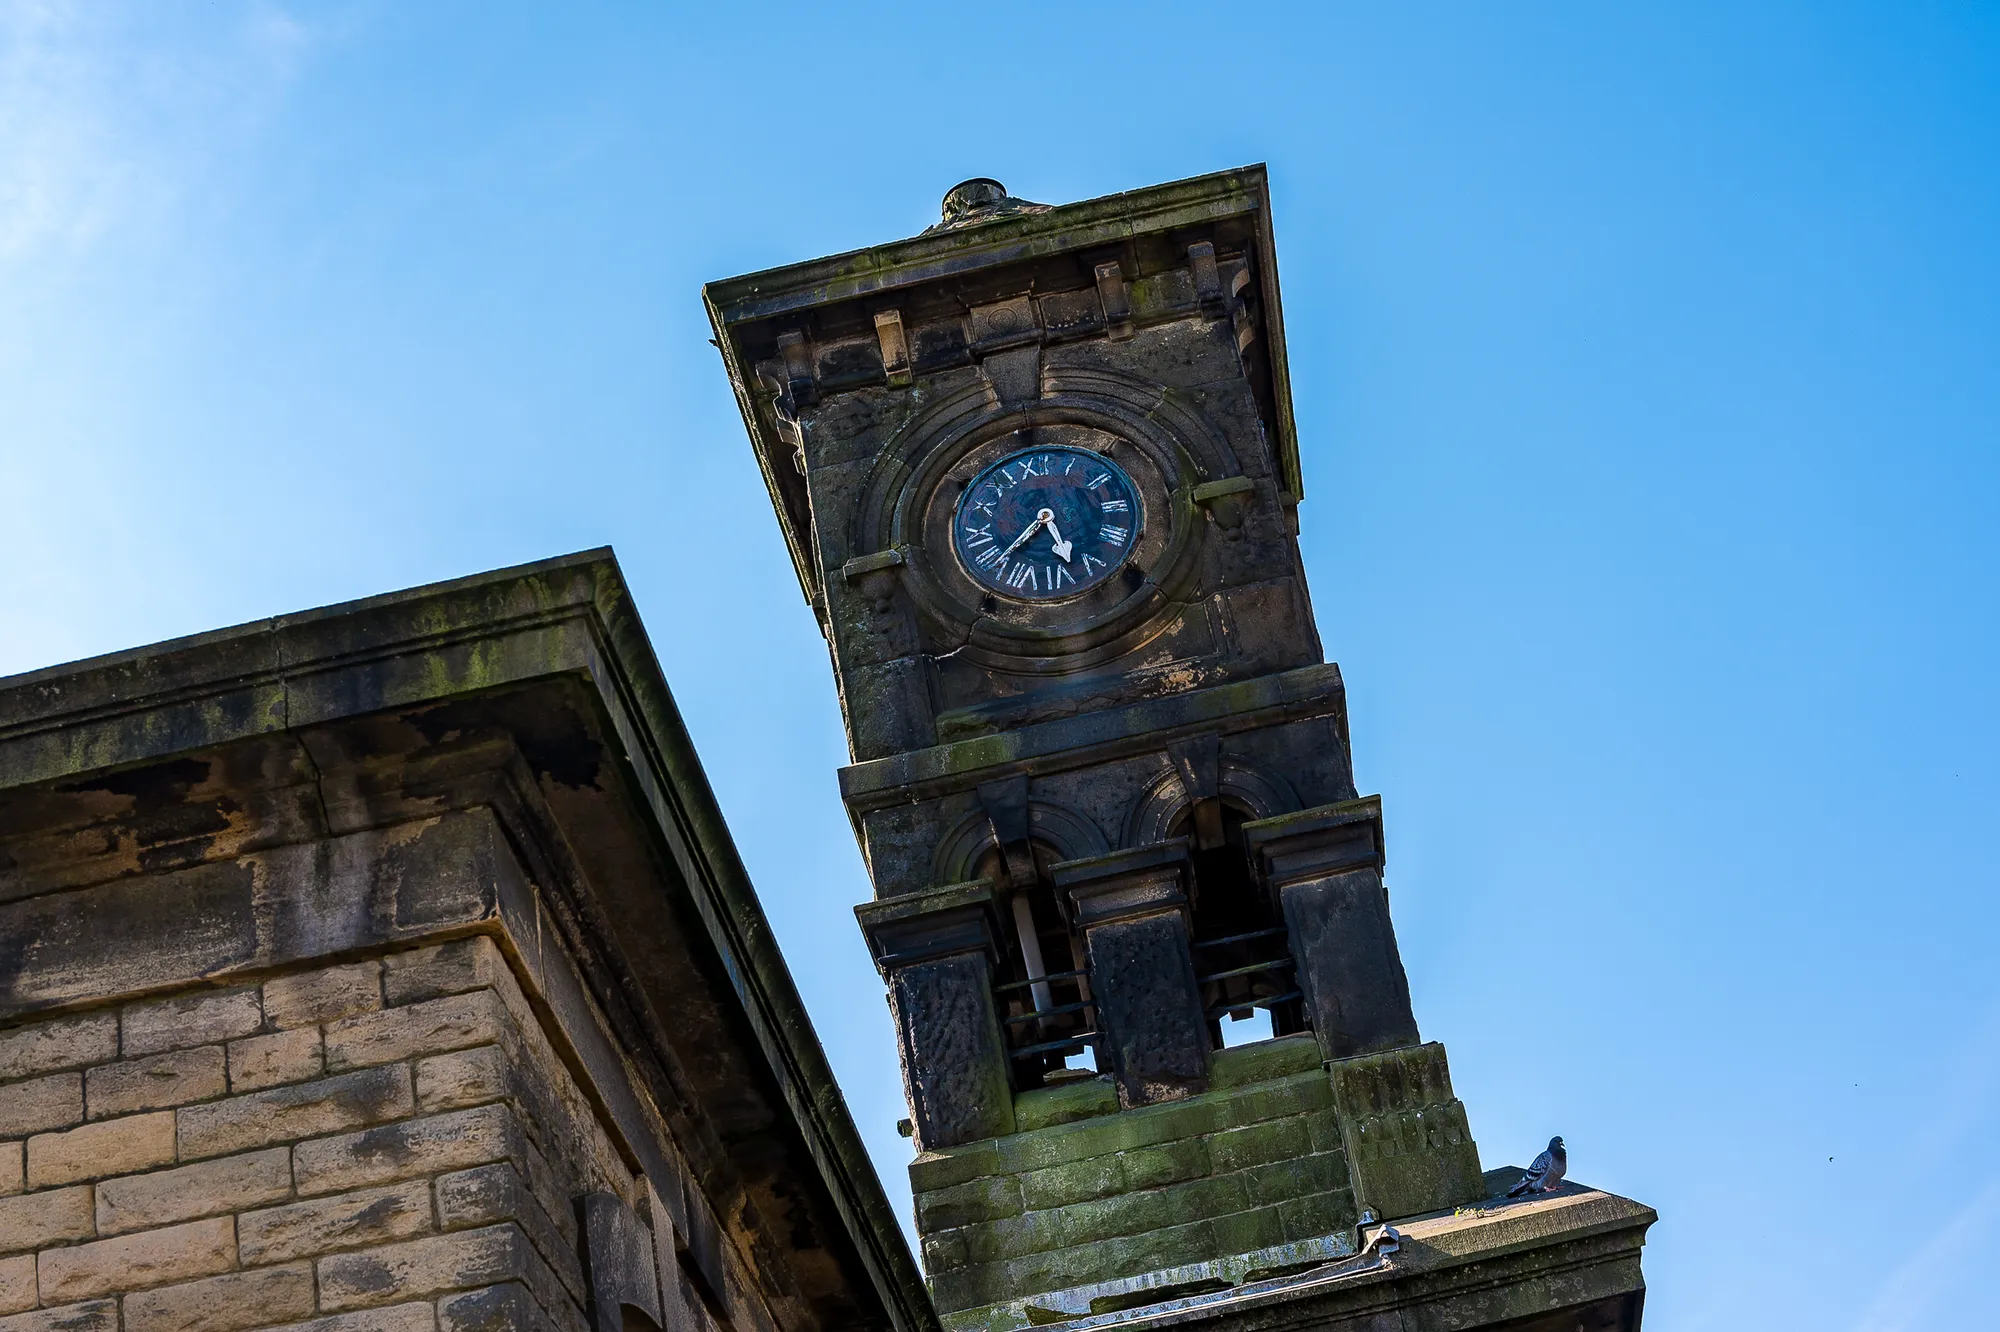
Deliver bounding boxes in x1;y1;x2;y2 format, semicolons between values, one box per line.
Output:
382;937;511;1007
0;1185;92;1256
122;989;263;1058
316;1223;529;1311
0;1071;82;1137
263;962;383;1030
0;1016;118;1082
122;1263;315;1332
324;991;502;1073
176;1064;413;1160
96;1146;292;1236
28;1109;176;1187
226;1027;323;1092
240;1180;433;1264
415;1045;508;1114
0;1255;31;1315
435;1162;585;1302
0;1301;117;1332
293;1103;519;1197
36;1215;236;1302
0;1144;18;1197
85;1046;226;1119
255;1304;437;1332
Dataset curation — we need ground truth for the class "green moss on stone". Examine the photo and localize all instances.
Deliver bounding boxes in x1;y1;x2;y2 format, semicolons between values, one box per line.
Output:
1013;1078;1117;1132
1208;1033;1322;1089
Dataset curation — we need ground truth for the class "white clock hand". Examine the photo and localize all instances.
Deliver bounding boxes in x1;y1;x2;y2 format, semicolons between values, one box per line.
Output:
1001;508;1055;560
1044;518;1073;562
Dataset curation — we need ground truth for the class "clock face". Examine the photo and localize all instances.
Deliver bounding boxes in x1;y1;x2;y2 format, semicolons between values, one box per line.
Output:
952;444;1142;600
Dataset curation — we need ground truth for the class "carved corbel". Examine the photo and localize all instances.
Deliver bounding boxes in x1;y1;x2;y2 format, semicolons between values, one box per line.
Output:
873;309;913;387
841;548;906;629
1189;242;1224;312
776;328;818;408
1095;260;1134;341
1192;475;1258;541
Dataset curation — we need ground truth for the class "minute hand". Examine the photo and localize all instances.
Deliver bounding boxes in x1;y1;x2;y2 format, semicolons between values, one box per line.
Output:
1000;508;1054;559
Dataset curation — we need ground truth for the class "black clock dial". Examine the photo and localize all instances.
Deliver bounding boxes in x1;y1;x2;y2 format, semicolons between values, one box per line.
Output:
952;444;1142;601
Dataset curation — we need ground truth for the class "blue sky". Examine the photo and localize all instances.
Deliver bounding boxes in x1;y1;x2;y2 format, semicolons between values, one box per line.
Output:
3;3;1996;1327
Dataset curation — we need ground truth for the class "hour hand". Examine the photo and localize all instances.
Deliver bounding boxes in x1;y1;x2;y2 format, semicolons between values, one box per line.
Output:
1044;519;1073;562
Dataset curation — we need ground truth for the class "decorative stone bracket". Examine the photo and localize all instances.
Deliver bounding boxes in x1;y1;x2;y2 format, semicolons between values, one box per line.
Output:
1326;1042;1485;1222
856;882;1016;1149
1192;475;1258;541
1052;840;1209;1107
1242;798;1422;1059
583;1190;666;1332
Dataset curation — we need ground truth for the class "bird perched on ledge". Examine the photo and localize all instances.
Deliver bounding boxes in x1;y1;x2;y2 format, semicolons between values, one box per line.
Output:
1509;1136;1568;1196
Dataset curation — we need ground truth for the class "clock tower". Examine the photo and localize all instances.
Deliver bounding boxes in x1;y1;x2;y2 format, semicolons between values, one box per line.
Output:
707;168;1652;1332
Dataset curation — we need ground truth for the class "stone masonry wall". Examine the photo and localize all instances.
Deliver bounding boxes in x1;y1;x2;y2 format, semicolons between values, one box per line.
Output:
910;1036;1358;1331
0;936;716;1332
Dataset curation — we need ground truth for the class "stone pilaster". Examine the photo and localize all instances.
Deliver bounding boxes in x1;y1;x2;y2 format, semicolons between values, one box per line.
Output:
1243;798;1422;1059
1053;842;1209;1107
856;883;1017;1150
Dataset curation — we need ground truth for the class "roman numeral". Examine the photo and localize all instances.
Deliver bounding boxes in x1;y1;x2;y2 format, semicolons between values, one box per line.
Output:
1100;499;1129;513
1082;553;1106;574
975;546;1005;569
1006;563;1037;590
961;524;994;548
1100;526;1130;545
1051;564;1074;588
1087;472;1112;490
1015;457;1042;478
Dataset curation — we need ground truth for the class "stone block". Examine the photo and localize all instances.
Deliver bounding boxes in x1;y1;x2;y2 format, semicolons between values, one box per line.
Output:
0;1302;116;1332
1207;1033;1322;1089
85;1046;226;1119
316;1222;528;1311
36;1214;235;1302
435;1163;586;1302
176;1063;413;1160
921;1229;969;1276
907;1142;1003;1195
914;1175;1024;1232
239;1179;433;1264
122;989;262;1058
1327;1042;1484;1221
961;1208;1068;1266
1209;1205;1286;1257
416;1045;508;1114
122;1262;314;1332
0;1145;17;1197
1208;1117;1311;1174
262;1304;438;1332
28;1109;176;1187
1011;1079;1117;1133
226;1028;323;1092
0;1071;81;1137
1117;1138;1212;1191
382;937;510;1006
263;961;384;1029
1015;1155;1122;1212
1235;1152;1351;1208
0;1186;92;1256
0;1255;31;1315
294;1102;519;1196
324;991;504;1073
0;1015;117;1081
1221;1070;1334;1126
437;1282;557;1332
96;1146;292;1236
1276;1188;1356;1241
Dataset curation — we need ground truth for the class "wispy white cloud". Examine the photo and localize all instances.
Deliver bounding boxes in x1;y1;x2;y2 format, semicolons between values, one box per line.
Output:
0;0;320;262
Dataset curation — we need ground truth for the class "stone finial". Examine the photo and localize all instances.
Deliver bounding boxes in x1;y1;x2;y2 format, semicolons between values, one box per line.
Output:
925;177;1052;233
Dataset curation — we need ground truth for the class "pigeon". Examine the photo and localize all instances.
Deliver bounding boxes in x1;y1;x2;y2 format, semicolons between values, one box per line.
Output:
1507;1136;1567;1197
